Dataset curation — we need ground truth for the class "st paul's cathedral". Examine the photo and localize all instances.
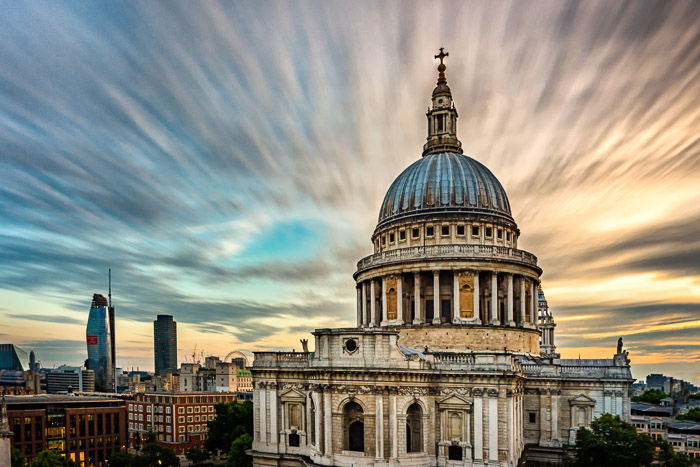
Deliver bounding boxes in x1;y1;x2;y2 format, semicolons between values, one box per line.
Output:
250;50;633;467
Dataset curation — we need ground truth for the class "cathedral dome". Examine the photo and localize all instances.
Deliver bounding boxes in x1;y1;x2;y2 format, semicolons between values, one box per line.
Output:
377;151;513;228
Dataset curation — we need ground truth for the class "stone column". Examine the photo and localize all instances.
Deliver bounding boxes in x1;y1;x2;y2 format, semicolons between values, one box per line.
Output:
259;387;267;444
507;273;515;326
323;390;332;456
490;272;499;325
413;273;422;324
432;270;441;324
615;391;623;417
361;282;367;327
453;271;460;323
473;271;481;323
356;286;362;327
604;391;612;414
488;390;498;462
376;395;384;459
313;391;322;449
473;389;483;462
507;390;514;465
551;391;559;444
519;277;526;324
397;275;404;324
370;279;377;327
390;394;398;458
539;390;549;445
530;280;537;326
381;276;388;326
270;387;278;447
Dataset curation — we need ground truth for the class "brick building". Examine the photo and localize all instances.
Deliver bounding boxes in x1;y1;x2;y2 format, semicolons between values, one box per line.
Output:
5;394;127;466
127;392;238;455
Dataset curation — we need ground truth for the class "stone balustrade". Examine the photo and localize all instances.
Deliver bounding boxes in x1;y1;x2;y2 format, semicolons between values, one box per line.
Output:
253;351;310;368
521;360;633;380
356;244;538;272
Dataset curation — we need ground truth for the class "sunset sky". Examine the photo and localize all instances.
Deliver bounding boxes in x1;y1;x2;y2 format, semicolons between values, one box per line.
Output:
1;1;698;383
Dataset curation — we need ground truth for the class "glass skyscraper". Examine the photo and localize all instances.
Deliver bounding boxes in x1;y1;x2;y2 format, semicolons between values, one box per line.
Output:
85;293;114;391
154;315;177;375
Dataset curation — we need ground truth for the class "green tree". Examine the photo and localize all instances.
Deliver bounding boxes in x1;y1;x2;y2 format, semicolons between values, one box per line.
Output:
655;438;692;467
677;407;700;422
632;389;669;405
140;442;180;466
689;393;700;400
29;450;74;467
205;400;253;454
106;451;145;467
226;433;253;467
185;447;209;465
11;446;26;467
571;413;656;467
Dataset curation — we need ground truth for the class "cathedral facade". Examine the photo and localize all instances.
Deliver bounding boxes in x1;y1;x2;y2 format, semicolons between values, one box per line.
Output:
250;50;633;467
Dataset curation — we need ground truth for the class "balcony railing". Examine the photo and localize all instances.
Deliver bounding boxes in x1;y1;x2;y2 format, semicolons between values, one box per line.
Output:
356;244;538;272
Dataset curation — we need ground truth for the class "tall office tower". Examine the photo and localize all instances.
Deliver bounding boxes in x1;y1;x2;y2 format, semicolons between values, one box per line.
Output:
108;269;116;391
85;293;114;392
154;315;177;375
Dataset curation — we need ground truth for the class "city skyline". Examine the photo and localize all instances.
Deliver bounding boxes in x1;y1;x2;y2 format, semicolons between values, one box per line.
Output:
1;1;699;383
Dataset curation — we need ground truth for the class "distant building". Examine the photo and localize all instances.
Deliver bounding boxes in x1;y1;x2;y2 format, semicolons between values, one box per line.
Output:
45;366;95;393
127;392;239;455
154;315;177;375
5;394;127;465
667;422;700;460
85;294;114;392
215;362;253;393
179;363;215;392
0;344;29;371
1;396;11;467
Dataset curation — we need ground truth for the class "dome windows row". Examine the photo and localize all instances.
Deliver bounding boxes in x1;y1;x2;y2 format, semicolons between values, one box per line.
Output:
373;221;519;253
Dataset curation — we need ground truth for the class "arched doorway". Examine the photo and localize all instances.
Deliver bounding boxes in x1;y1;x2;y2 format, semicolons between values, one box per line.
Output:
343;401;364;452
406;403;423;453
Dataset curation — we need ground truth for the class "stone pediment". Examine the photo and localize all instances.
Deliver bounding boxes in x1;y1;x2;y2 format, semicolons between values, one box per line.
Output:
437;393;471;407
569;393;596;406
280;388;306;402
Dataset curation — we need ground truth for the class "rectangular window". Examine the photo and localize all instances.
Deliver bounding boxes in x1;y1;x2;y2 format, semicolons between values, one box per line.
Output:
506;232;511;241
426;226;435;237
456;225;465;236
381;235;386;246
528;412;537;424
178;407;184;414
472;226;480;236
497;229;503;239
441;225;450;236
389;232;395;243
399;230;406;241
485;227;493;238
412;228;420;239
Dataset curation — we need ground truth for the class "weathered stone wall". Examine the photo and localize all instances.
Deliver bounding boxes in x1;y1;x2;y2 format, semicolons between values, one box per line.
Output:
398;325;540;354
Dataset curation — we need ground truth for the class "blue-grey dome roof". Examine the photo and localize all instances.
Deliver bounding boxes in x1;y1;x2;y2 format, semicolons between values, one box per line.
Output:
378;152;513;227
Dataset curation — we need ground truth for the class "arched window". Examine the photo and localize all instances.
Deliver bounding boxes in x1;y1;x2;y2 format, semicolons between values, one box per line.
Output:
343;401;364;452
406;403;423;453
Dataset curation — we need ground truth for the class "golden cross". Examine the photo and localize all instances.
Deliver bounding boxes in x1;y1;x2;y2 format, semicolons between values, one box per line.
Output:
435;47;449;65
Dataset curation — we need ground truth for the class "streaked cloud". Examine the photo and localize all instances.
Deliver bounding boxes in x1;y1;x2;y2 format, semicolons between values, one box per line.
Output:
0;0;698;382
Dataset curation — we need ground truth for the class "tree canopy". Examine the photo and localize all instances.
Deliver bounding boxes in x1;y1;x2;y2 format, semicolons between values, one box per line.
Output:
29;450;74;467
226;433;253;467
570;413;691;467
632;389;670;405
205;400;254;454
677;407;700;422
